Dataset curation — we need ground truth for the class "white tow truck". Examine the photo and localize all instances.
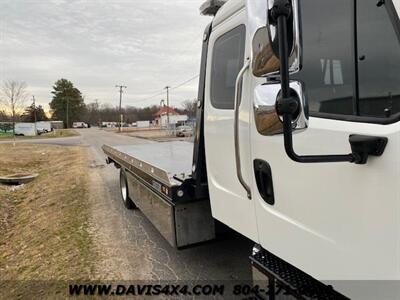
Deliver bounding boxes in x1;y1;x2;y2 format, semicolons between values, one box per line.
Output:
103;0;400;298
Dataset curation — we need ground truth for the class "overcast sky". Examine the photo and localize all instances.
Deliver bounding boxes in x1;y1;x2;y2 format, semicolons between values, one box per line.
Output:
0;0;211;110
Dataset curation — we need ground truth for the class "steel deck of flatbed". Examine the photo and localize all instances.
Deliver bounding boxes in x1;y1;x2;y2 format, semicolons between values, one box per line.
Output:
103;141;216;247
103;141;193;187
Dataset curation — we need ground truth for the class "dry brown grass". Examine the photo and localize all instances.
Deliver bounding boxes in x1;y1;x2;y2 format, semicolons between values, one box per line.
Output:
40;129;80;138
0;144;95;298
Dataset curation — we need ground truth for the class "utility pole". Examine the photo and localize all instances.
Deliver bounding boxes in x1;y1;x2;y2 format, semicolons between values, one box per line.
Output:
32;95;37;135
32;95;37;123
95;99;100;126
164;86;170;128
160;99;165;128
116;85;127;132
66;98;69;128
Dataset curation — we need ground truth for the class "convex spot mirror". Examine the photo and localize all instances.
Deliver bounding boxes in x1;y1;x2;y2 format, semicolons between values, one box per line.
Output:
251;0;301;77
254;81;308;136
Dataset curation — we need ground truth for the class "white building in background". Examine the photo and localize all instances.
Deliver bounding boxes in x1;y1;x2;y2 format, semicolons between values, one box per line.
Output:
153;106;188;127
136;120;151;128
159;114;188;126
50;121;64;129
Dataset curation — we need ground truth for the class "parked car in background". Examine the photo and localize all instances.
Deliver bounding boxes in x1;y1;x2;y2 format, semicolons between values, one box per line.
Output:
101;122;117;128
176;125;193;137
72;122;88;128
36;121;52;134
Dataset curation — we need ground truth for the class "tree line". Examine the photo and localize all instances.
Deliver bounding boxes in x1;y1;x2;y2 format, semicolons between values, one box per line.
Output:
0;78;197;129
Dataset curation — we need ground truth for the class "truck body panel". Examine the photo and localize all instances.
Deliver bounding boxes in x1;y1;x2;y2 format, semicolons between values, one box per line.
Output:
103;142;215;248
212;0;244;28
15;122;36;136
395;0;400;14
246;0;400;281
252;116;400;280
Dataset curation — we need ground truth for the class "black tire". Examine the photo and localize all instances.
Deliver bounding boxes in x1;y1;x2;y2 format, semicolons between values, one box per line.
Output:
119;169;135;209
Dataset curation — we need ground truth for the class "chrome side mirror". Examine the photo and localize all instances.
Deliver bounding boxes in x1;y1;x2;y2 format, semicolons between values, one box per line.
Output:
250;0;301;77
252;0;387;165
254;81;308;136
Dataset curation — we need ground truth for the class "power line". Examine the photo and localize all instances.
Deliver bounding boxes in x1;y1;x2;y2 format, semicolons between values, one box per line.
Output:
170;74;199;91
132;74;199;104
135;90;166;103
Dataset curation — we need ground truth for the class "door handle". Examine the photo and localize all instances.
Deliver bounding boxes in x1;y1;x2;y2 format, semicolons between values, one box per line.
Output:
234;58;251;199
254;159;275;205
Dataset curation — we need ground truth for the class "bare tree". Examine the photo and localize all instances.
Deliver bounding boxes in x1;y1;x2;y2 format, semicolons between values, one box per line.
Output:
0;80;28;137
181;99;197;118
0;109;9;122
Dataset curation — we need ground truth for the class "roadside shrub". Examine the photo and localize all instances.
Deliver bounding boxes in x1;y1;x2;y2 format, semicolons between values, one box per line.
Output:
0;123;12;133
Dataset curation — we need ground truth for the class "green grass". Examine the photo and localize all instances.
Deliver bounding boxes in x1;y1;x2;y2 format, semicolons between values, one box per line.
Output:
0;132;13;138
0;129;79;140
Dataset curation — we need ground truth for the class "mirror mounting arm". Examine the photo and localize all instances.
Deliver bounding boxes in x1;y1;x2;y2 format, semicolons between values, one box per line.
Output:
271;0;387;165
282;114;357;163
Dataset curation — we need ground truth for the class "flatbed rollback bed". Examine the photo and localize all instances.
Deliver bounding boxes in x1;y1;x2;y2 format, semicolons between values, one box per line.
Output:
102;142;215;248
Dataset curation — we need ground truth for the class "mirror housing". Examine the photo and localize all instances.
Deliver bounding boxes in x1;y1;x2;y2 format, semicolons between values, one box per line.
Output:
254;81;308;136
250;0;301;77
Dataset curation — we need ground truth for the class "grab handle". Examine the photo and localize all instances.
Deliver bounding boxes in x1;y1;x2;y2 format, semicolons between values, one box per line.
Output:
234;58;251;199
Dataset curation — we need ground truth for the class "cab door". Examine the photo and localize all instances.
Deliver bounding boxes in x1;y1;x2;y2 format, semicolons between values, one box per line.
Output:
251;0;400;280
204;6;258;241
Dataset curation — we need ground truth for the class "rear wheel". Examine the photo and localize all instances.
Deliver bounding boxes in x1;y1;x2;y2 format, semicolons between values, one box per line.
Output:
119;169;135;209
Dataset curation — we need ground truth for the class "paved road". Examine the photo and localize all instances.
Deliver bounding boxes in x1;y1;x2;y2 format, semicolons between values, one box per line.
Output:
9;128;254;281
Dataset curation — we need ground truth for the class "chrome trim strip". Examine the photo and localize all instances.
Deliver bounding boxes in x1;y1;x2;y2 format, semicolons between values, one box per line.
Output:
234;58;252;199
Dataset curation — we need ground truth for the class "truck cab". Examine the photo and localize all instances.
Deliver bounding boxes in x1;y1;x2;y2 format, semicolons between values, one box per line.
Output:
206;0;400;294
105;0;400;298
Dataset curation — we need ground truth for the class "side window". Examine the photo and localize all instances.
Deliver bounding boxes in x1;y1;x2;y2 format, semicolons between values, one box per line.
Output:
293;0;355;115
357;0;400;118
210;25;246;109
295;0;400;121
